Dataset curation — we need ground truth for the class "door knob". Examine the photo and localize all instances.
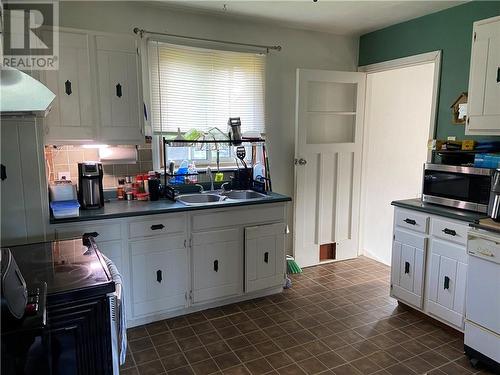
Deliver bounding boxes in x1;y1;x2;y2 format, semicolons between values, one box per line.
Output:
294;158;307;166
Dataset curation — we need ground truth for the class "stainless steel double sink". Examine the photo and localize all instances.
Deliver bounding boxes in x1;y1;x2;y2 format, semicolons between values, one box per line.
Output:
177;190;267;206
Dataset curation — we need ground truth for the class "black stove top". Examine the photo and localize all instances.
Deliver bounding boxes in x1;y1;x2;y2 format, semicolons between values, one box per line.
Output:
7;237;114;304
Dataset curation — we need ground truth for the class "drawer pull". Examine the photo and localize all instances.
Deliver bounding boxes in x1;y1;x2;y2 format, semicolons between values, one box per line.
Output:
213;260;219;272
150;224;165;231
156;270;162;283
404;261;410;274
442;228;457;236
264;252;269;263
65;80;72;95
404;218;416;225
116;83;123;98
444;276;450;290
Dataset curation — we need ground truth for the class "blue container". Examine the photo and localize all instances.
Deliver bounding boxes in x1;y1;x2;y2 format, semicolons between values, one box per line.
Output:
50;200;80;218
474;153;500;169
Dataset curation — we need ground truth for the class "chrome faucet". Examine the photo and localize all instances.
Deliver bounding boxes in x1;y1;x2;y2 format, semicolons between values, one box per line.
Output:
194;184;204;193
206;166;214;191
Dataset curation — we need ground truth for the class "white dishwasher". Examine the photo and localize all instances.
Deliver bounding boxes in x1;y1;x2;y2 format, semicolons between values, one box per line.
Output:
465;229;500;373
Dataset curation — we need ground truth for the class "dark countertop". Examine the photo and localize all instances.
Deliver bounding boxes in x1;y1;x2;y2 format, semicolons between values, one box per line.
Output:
391;198;487;223
50;192;292;224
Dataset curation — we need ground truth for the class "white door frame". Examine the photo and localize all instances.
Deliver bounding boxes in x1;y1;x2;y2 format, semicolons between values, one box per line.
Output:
357;51;441;261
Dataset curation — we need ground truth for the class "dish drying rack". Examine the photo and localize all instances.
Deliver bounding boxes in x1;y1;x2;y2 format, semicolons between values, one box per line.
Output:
162;133;272;201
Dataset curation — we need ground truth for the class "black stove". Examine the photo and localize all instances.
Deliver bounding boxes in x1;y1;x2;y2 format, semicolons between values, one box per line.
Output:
9;237;114;304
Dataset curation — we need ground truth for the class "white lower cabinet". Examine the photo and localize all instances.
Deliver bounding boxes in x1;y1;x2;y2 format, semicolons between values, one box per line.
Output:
245;223;286;293
52;202;287;326
391;229;426;309
391;207;469;330
427;238;467;328
192;228;242;304
130;235;188;317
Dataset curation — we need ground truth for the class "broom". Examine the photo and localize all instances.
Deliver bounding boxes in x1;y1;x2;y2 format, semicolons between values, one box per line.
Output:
286;255;302;274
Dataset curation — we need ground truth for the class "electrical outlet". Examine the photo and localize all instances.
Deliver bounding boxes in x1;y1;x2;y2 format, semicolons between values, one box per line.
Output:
58;171;71;181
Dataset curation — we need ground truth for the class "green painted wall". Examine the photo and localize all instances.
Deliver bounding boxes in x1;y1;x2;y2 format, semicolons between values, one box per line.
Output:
359;1;500;141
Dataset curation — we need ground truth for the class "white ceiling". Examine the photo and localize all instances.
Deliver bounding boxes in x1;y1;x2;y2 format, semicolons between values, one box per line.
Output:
157;0;465;36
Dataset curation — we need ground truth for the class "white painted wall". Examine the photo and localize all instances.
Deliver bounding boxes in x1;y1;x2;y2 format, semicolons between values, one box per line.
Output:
360;63;435;265
59;1;359;252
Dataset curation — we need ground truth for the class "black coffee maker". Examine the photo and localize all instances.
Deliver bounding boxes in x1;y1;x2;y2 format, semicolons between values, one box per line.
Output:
78;162;104;209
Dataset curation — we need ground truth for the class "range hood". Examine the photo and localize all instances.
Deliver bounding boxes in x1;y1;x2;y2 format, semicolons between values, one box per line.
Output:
0;67;56;117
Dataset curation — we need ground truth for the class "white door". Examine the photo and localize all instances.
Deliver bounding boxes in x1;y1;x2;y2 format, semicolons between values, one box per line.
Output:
294;69;365;267
96;35;143;143
41;31;96;142
466;16;500;135
192;228;242;303
245;223;285;293
391;229;426;309
427;238;467;328
130;235;188;317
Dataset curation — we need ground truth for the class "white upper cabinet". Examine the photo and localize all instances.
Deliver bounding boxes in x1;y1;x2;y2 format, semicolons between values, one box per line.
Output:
466;16;500;135
41;28;144;144
41;31;96;143
96;35;143;143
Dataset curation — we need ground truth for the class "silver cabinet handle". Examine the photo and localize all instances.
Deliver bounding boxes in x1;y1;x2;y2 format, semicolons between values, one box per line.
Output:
294;158;307;165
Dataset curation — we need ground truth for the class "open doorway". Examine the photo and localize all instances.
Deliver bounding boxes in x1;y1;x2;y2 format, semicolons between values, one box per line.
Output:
358;52;441;265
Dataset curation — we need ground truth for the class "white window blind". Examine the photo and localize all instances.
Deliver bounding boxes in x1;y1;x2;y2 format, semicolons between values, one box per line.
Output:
148;41;266;135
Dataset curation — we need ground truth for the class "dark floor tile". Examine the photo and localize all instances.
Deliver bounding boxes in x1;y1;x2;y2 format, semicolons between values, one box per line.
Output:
157;342;182;358
385;344;413;361
336;345;364;362
401;356;434;374
184;347;211;364
236;321;259;334
245;358;274;375
266;351;293;370
129;337;154;353
234;345;262;362
223;365;250;375
206;341;232;357
151;332;175;346
219;325;241;339
213;353;241;370
286;344;314;362
385;363;416;375
316;352;346;369
256;340;281;355
186;312;207;325
298;357;328;374
137;359;166;375
278;363;307;375
438;362;473;375
244;330;269;344
177;336;203;351
226;335;251;350
134;348;160;365
145;321;169;336
121;368;140;375
331;364;363;375
128;326;149;340
168;366;195;375
172;327;196;340
191;358;220;375
162;353;189;371
435;344;464;361
167;317;189;329
350;357;381;374
199;331;222;345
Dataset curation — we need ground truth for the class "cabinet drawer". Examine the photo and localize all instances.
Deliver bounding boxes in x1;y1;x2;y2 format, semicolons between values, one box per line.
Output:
54;222;121;242
395;209;429;233
128;214;186;239
430;218;468;246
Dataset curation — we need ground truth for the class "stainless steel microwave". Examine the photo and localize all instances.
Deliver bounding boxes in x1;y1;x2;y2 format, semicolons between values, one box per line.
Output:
422;163;494;213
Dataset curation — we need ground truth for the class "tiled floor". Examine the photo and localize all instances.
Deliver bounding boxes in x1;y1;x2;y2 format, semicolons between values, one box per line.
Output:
121;256;495;375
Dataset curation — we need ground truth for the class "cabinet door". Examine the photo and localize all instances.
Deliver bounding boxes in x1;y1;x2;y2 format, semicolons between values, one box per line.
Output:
391;229;426;308
96;35;143;143
192;228;242;304
466;16;500;135
42;31;96;142
130;235;188;317
245;223;285;293
427;238;467;328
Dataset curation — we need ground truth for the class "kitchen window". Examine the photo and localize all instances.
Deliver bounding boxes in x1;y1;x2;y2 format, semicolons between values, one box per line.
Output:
148;41;266;167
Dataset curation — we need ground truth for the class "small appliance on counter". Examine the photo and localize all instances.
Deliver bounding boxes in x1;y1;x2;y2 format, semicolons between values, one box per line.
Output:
78;161;104;209
422;163;494;213
488;169;500;222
